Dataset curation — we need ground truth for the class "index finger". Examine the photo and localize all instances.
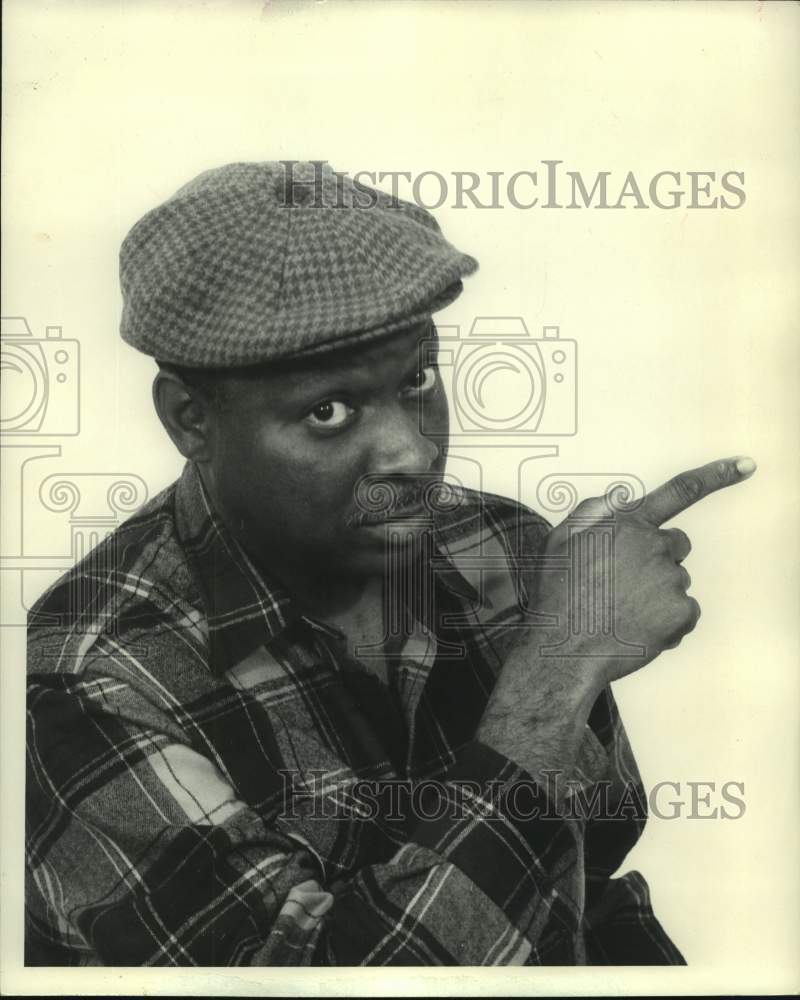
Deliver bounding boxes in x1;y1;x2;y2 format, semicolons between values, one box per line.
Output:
639;456;757;526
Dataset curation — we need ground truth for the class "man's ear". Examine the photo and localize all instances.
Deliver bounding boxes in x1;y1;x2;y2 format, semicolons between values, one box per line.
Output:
152;370;216;462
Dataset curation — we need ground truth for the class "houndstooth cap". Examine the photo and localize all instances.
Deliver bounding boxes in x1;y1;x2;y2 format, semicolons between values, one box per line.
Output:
119;161;479;368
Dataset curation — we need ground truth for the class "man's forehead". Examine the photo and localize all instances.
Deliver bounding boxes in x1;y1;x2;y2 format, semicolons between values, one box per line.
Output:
295;319;436;374
233;318;437;387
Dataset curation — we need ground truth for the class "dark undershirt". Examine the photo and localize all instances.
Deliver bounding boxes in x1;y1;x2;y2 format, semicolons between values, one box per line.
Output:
337;655;410;776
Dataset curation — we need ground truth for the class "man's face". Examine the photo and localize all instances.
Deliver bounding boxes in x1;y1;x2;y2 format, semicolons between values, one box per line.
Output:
202;320;449;584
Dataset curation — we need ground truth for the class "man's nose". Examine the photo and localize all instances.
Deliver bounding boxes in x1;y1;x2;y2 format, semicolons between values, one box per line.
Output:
368;404;440;476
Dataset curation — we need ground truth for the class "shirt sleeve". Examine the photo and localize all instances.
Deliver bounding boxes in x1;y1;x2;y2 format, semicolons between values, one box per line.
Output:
26;669;590;967
579;685;687;965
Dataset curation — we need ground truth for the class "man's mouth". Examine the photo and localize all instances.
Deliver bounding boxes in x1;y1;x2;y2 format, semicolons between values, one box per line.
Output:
348;493;432;528
347;480;437;529
351;503;429;527
347;475;463;530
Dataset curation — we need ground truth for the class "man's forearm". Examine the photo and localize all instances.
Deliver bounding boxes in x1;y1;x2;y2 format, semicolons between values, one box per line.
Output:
475;631;603;797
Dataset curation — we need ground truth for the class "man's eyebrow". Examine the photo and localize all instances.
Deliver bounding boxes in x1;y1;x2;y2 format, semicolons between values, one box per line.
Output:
256;324;438;399
283;359;377;388
402;338;441;378
303;341;429;384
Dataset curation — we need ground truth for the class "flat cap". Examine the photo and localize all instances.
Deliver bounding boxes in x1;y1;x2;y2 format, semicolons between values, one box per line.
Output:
119;161;478;367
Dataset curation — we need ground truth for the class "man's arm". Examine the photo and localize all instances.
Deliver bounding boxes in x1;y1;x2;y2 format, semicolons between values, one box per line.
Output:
476;631;601;801
476;457;756;788
26;660;588;966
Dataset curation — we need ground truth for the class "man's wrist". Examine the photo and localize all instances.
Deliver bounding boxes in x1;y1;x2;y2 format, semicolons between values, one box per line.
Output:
486;629;604;721
476;635;604;783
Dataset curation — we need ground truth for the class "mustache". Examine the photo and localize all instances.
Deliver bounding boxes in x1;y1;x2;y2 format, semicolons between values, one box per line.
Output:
346;475;461;528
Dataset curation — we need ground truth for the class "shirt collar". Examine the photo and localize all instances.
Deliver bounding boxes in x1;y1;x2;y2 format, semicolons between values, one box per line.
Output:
174;461;480;675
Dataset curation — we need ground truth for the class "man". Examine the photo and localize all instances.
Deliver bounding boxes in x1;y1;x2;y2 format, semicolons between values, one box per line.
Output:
26;161;755;966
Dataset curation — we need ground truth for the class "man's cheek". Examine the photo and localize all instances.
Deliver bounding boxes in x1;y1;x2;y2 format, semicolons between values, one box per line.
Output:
431;387;450;432
422;391;449;467
280;466;352;526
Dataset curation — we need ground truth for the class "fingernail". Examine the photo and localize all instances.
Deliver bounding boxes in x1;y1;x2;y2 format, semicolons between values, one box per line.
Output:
735;456;757;477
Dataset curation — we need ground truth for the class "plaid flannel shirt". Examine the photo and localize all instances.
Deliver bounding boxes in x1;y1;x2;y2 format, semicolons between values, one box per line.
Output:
26;460;685;966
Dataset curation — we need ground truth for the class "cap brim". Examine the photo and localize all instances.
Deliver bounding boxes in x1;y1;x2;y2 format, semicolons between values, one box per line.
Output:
280;279;465;363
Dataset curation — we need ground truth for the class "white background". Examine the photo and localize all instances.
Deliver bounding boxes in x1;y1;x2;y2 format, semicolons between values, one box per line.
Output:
2;1;798;994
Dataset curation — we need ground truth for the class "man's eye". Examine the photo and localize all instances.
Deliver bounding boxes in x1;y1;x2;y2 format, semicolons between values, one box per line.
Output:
304;400;355;429
405;366;437;394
